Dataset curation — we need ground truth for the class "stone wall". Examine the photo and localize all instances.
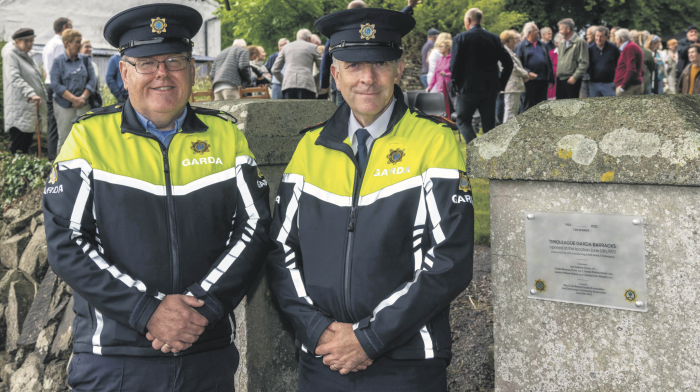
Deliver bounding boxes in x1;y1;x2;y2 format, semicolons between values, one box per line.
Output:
0;207;72;392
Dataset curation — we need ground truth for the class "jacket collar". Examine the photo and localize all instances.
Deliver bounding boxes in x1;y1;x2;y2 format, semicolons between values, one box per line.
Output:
316;84;408;161
120;99;208;136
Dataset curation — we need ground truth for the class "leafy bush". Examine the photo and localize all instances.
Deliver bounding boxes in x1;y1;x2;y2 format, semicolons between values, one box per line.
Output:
0;152;52;207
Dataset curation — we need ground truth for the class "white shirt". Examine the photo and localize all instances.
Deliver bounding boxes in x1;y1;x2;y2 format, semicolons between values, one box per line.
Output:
42;34;65;84
348;98;396;155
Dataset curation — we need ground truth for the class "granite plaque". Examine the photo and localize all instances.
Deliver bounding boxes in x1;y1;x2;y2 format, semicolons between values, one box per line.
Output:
526;211;647;312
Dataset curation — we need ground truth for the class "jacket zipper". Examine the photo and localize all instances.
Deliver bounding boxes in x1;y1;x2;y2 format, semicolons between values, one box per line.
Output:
343;139;377;322
428;322;439;351
159;143;180;294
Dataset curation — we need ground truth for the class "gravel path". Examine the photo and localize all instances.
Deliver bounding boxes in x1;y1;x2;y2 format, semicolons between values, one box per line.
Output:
447;245;494;392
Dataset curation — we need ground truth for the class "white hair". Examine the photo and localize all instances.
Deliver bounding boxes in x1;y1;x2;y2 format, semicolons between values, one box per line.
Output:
310;34;322;45
278;38;289;46
297;29;312;41
233;39;246;47
523;22;538;38
615;28;631;43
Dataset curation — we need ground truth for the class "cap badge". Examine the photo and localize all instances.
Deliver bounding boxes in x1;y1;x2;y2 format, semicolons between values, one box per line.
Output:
151;17;167;34
359;23;376;40
459;172;472;192
387;148;405;165
191;140;210;155
48;164;58;184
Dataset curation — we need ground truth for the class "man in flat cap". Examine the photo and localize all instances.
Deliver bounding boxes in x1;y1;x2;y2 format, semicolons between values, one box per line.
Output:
267;7;474;391
43;4;271;390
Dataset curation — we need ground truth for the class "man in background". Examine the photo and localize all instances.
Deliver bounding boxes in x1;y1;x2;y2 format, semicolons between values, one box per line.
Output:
515;22;554;111
451;8;513;143
587;26;619;97
42;17;71;161
210;37;251;101
676;25;698;80
106;53;128;103
271;29;322;99
614;28;644;96
580;25;598;98
541;27;555;53
421;28;440;88
265;38;289;99
555;18;589;99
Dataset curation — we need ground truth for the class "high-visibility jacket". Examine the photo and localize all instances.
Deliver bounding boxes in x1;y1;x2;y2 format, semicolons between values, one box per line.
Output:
267;86;474;363
43;100;271;357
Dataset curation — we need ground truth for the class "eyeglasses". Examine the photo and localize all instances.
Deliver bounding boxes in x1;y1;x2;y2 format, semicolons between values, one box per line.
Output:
123;55;190;74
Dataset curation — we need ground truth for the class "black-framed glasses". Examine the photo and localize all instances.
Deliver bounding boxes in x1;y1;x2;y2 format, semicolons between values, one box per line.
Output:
123;55;191;74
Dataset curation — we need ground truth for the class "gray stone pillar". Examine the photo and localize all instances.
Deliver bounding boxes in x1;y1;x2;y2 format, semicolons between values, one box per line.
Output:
194;99;337;392
466;97;700;391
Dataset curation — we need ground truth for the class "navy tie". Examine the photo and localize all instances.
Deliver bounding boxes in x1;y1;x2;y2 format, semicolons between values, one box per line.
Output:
356;128;370;174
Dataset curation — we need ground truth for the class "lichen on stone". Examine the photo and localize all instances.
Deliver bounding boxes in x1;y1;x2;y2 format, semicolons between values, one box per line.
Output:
557;135;598;165
600;128;661;157
473;118;520;160
660;131;700;166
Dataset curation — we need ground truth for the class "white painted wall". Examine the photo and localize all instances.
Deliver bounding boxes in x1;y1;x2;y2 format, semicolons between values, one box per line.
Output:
0;0;221;56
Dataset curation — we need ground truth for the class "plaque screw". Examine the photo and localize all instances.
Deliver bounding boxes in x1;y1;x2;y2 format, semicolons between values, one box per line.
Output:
527;214;534;220
635;301;643;308
633;219;640;225
530;289;537;295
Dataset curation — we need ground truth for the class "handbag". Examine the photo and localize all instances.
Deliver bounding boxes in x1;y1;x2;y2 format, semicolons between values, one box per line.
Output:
81;56;103;108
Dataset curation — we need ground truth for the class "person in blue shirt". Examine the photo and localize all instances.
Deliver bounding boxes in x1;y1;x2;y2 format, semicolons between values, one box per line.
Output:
319;0;419;106
106;53;128;102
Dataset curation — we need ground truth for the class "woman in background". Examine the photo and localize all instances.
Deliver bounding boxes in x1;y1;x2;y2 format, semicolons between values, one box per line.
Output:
50;29;95;154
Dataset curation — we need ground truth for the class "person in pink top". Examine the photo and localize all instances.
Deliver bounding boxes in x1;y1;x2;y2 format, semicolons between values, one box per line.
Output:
426;39;452;92
547;33;564;99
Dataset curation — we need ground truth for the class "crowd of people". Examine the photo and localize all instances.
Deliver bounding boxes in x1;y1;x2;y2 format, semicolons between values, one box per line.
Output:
2;3;699;158
416;15;700;141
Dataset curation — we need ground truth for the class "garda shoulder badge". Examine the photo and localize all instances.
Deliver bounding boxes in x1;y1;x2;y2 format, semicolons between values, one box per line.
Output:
151;17;167;34
359;23;376;40
191;140;210;154
459;172;471;192
387;148;405;165
48;165;58;184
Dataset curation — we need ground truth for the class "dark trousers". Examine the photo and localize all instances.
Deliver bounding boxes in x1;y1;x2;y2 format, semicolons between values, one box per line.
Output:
67;344;239;392
456;90;498;144
283;88;316;100
8;127;33;154
45;84;59;161
523;80;549;111
495;93;505;125
298;353;447;392
555;77;583;100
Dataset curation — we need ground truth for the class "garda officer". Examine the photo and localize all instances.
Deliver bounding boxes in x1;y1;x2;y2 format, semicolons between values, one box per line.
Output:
266;8;474;391
42;4;271;391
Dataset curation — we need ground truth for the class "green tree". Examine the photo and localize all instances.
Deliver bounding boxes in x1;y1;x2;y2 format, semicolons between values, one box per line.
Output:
216;0;346;55
504;0;700;36
216;0;528;64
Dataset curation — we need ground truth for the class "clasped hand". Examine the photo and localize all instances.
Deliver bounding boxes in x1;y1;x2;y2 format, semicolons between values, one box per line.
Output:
316;322;372;375
145;294;209;354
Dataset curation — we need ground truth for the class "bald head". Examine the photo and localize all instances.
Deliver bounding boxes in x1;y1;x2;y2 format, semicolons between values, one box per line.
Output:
348;0;366;9
464;8;483;30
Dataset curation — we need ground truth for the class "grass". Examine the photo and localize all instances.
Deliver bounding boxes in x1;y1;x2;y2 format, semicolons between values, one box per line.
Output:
455;131;490;246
